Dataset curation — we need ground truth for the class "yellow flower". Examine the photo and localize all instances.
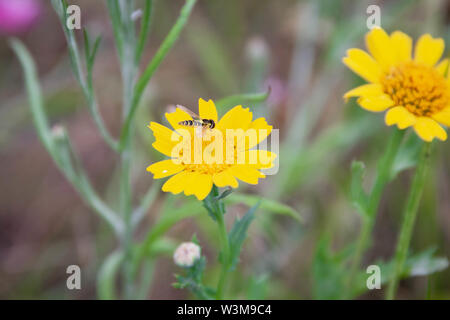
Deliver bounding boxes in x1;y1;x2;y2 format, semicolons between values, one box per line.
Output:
343;27;450;142
146;98;276;200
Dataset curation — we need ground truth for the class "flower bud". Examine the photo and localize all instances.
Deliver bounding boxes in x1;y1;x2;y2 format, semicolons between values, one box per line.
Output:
173;242;201;267
245;36;269;62
51;125;65;140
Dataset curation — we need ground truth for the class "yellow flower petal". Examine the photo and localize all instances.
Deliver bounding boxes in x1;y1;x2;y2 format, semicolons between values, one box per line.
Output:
151;140;176;157
213;170;239;188
432;106;450;126
435;58;449;76
342;48;383;83
414;34;444;67
244;150;277;169
216;105;253;131
229;165;265;185
146;159;184;179
192;174;213;200
390;31;412;63
198;98;218;123
183;172;201;196
343;83;384;101
365;27;396;69
246;118;273;149
148;122;175;140
165;107;193;131
357;94;394;112
148;122;181;156
413;117;447;142
384;106;417;129
162;171;191;195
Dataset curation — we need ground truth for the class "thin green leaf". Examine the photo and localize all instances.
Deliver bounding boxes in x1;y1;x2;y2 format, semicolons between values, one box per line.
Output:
97;251;123;300
225;193;302;223
10;39;122;234
51;0;85;87
9;39;53;154
83;29;91;66
228;203;259;270
135;0;153;63
173;256;214;300
312;236;349;299
52;0;118;151
390;133;423;181
216;87;271;111
350;160;369;217
89;36;102;73
215;187;233;201
106;0;124;61
119;0;198;150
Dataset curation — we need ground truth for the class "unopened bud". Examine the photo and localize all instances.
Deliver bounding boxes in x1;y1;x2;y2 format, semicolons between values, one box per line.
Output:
245;36;269;62
51;125;65;139
173;242;201;267
131;9;142;21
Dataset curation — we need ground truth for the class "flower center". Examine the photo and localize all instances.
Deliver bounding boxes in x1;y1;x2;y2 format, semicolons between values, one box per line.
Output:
381;62;450;116
183;163;230;175
176;132;247;175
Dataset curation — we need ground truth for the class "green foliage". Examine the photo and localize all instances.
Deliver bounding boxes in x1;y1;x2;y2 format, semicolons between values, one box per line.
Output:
313;237;448;299
10;39;123;234
52;0;119;151
352;248;448;297
312;237;354;299
173;257;215;300
82;30;102;82
390;133;423;181
216;88;271;113
350;161;369;217
225;193;302;223
187;23;238;96
119;0;198;150
135;0;153;63
12;0;450;301
227;203;259;271
97;251;123;300
247;274;269;300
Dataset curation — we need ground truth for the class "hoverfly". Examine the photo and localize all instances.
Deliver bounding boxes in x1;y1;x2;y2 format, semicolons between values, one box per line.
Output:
176;104;215;138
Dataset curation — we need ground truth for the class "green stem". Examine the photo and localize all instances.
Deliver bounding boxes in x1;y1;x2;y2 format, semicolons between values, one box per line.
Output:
135;0;153;64
106;0;124;61
120;147;133;299
117;0;137;299
386;142;432;300
10;39;123;236
119;0;197;150
215;209;230;300
204;186;230;299
52;0;119;151
346;128;405;297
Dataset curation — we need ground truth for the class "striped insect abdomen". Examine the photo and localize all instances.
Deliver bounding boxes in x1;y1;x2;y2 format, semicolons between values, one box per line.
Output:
178;120;203;127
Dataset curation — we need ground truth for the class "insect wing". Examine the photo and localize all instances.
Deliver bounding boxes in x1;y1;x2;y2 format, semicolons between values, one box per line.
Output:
176;104;200;120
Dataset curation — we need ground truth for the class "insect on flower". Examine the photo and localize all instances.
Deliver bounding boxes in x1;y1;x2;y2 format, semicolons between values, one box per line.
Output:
176;104;216;138
343;27;450;142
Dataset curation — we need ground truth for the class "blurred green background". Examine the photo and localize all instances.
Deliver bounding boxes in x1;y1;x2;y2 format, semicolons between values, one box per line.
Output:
1;0;450;299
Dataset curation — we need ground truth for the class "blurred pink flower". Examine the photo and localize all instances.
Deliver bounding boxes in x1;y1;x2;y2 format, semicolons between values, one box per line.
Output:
264;76;288;107
0;0;41;35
